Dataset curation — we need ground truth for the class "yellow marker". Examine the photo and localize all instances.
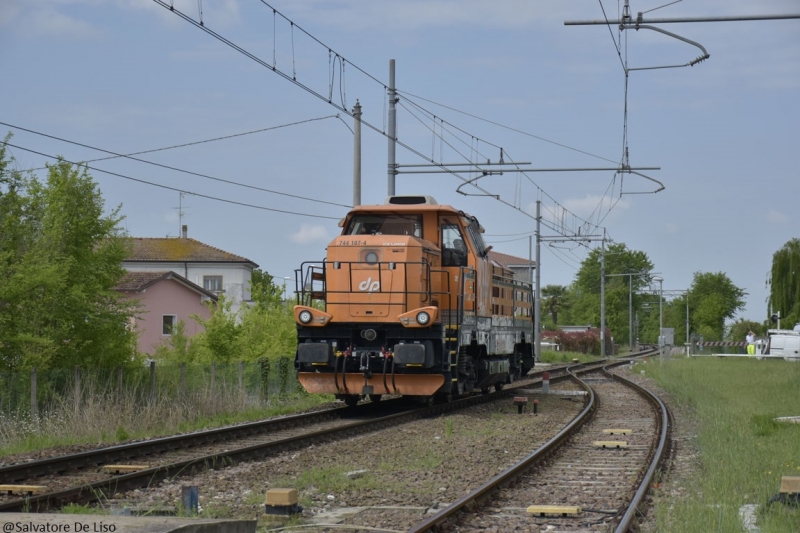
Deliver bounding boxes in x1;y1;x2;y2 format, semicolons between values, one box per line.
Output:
602;429;632;435
102;464;149;474
593;441;628;449
526;505;581;516
0;485;48;495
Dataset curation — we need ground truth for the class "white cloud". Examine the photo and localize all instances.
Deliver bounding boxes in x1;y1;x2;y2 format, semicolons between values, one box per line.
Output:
767;209;789;223
291;224;330;244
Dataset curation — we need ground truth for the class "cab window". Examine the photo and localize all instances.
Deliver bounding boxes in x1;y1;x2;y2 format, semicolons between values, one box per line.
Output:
345;214;422;237
441;221;468;267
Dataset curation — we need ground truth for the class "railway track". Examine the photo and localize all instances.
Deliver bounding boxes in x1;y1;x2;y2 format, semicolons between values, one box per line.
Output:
0;352;656;518
408;358;668;533
0;362;583;513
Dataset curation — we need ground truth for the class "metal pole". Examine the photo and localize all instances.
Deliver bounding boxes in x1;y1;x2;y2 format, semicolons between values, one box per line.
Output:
686;293;689;345
352;100;362;206
659;279;663;362
629;275;633;351
534;203;541;363
387;59;397;196
600;233;606;358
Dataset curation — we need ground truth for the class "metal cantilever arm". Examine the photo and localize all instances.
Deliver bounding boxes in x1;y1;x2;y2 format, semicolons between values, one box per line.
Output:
622;23;710;71
620;167;665;194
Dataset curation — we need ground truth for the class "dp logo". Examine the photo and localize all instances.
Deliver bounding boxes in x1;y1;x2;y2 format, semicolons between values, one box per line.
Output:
358;277;380;293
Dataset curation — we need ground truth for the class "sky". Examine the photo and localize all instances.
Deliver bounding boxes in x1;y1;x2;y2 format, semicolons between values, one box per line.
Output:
1;0;798;325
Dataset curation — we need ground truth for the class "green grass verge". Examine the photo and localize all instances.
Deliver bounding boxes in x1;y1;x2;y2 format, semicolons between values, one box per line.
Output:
539;350;599;364
640;357;800;533
0;394;335;458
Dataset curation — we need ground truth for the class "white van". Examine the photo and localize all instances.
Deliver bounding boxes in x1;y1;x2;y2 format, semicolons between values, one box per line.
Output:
765;323;800;362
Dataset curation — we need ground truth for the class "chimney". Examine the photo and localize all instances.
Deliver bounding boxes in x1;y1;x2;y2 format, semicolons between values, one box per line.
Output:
181;225;188;239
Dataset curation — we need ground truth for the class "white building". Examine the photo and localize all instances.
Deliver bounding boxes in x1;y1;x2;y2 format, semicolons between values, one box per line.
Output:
122;226;258;317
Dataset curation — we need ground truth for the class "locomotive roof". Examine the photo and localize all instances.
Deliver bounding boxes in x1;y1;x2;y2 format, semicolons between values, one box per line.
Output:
347;202;467;216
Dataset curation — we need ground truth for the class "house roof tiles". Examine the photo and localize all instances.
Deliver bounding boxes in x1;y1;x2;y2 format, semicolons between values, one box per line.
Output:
488;250;536;269
115;270;219;300
125;237;257;266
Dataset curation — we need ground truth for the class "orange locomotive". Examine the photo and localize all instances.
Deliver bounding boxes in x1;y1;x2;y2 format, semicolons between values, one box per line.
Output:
293;195;535;405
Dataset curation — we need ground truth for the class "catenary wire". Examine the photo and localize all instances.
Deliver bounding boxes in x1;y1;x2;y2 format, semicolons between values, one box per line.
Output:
398;90;619;165
0;121;352;209
22;115;341;170
4;142;342;220
152;0;614;242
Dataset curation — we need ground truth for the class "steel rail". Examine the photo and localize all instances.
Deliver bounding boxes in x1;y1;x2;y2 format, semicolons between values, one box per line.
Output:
0;368;565;513
407;369;596;533
0;403;352;482
608;366;670;532
0;353;655;513
407;352;660;533
0;358;608;484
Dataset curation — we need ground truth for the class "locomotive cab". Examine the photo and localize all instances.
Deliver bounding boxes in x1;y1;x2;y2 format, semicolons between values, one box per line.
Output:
293;196;534;405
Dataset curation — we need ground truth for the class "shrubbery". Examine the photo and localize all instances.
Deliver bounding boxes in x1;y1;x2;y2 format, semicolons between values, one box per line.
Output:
542;328;611;355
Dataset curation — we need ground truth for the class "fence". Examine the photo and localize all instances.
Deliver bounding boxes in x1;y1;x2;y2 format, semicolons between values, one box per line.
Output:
0;357;301;417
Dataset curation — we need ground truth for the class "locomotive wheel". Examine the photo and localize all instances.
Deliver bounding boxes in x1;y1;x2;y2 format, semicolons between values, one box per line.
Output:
481;387;490;394
343;395;360;407
369;394;382;403
494;382;504;392
436;391;453;403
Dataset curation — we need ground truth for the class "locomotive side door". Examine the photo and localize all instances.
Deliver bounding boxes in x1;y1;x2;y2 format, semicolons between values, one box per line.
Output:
440;218;475;322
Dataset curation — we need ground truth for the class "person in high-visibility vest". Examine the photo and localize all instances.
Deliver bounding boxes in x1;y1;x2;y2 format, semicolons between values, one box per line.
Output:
746;331;756;355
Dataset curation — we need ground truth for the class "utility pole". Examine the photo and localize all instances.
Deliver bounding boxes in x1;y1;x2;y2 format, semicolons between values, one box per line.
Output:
387;59;397;196
534;201;541;362
352;100;362;206
600;233;606;358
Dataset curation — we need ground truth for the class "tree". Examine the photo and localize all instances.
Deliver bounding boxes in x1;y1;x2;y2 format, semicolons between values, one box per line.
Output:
541;284;568;329
0;139;136;371
569;243;654;347
250;268;286;309
688;272;746;341
768;238;800;327
729;318;764;346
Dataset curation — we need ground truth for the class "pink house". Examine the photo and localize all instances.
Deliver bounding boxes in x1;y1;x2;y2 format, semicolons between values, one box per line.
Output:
116;271;218;355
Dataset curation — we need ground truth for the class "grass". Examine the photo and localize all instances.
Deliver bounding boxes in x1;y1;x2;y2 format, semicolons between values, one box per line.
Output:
0;386;335;458
539;350;599;364
640;356;800;533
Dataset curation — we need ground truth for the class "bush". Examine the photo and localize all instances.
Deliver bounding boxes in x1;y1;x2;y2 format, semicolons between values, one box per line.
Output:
542;328;609;355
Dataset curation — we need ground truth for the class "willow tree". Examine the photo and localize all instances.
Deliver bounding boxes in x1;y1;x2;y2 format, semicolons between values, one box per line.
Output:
768;238;800;326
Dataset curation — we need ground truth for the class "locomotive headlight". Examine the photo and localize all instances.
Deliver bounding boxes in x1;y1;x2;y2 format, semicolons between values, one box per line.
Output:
365;251;379;265
298;310;313;324
416;311;431;326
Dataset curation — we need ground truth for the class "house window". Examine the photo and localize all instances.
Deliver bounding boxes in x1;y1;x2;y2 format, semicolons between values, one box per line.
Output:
163;315;177;335
203;275;223;292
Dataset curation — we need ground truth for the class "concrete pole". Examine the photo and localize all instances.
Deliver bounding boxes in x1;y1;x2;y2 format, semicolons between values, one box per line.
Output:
387;60;397;196
352;100;362;206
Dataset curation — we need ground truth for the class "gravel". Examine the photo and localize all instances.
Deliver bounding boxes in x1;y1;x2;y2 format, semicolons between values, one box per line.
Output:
105;383;586;531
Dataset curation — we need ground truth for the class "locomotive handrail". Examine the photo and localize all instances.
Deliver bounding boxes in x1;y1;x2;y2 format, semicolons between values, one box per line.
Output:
296;260;457;316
